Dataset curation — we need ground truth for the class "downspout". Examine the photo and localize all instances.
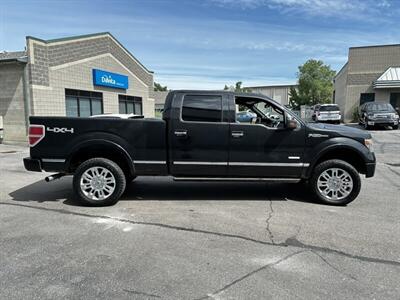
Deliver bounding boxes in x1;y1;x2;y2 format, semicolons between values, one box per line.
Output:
18;57;30;134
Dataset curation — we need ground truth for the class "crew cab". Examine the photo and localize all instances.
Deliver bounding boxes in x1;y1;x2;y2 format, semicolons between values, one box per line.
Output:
358;102;399;130
24;90;376;206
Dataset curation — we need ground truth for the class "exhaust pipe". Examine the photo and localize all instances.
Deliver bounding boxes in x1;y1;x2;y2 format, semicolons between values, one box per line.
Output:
45;173;66;182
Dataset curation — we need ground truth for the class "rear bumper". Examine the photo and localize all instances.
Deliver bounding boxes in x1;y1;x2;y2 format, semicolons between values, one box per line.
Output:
23;157;42;172
24;157;67;173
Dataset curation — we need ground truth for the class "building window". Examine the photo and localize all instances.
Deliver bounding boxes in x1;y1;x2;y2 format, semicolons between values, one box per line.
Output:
182;95;222;122
119;95;142;115
65;89;103;117
360;93;375;105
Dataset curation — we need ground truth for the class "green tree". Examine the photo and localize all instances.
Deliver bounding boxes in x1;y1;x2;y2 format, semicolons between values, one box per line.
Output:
289;59;336;110
154;82;168;91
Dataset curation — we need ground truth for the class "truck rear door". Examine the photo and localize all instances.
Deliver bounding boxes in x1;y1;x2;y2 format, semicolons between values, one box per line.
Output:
169;92;230;177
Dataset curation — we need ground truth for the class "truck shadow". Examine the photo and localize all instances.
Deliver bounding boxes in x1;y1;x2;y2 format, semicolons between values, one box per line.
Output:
9;176;316;205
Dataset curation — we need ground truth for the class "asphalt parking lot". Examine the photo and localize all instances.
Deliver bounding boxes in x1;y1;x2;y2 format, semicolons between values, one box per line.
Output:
0;127;399;299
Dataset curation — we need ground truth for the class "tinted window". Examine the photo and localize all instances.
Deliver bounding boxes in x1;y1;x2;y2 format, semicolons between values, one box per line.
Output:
360;93;375;105
182;95;222;122
367;103;395;112
119;95;142;115
65;89;103;117
319;105;340;112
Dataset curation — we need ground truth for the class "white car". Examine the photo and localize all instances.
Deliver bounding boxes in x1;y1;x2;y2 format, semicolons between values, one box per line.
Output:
312;104;341;124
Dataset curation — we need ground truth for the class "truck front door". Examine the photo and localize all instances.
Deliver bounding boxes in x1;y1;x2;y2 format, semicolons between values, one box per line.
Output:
169;93;230;177
228;96;306;178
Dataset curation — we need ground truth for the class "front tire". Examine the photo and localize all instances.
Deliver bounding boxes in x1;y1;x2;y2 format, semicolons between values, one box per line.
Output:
73;158;126;206
310;159;361;206
393;124;399;130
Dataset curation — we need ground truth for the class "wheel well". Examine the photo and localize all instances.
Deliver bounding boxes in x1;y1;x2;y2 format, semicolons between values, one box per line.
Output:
68;145;134;177
314;148;366;174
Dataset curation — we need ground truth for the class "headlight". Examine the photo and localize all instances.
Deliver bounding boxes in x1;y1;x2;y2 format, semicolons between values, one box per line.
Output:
364;138;373;152
367;114;375;119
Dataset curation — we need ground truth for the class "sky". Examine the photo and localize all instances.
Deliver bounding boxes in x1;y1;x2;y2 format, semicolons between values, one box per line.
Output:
0;0;399;89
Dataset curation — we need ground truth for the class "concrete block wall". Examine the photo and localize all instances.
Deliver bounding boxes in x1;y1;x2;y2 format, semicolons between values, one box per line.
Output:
0;63;27;142
335;44;400;122
27;33;155;118
32;54;154;117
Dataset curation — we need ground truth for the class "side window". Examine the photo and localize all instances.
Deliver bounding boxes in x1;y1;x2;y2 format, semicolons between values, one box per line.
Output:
182;95;222;122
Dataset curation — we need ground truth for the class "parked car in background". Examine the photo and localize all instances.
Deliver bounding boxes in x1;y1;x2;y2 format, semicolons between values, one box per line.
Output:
236;110;257;123
312;104;341;124
358;102;399;130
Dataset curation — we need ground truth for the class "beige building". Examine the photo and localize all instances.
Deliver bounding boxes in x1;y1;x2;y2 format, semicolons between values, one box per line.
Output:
0;32;155;143
246;84;298;105
334;44;400;122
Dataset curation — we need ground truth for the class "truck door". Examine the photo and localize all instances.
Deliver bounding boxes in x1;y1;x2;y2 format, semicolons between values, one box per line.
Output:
169;93;230;177
228;95;306;178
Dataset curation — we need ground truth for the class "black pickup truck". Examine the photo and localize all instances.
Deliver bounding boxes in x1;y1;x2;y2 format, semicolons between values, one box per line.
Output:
24;90;376;206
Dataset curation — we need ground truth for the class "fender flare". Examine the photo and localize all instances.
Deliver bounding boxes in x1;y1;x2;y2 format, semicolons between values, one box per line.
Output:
305;138;370;178
66;139;135;176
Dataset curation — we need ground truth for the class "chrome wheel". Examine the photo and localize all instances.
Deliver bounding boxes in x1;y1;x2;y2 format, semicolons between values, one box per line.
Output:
317;168;353;201
80;166;116;201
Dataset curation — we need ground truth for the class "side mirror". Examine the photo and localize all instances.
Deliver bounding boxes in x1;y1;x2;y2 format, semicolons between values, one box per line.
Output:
287;120;298;130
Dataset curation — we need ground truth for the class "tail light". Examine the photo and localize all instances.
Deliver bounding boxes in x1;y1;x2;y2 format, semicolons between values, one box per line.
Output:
28;125;45;147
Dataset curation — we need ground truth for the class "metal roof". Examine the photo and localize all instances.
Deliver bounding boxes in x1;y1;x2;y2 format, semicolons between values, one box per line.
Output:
0;50;27;62
374;67;400;88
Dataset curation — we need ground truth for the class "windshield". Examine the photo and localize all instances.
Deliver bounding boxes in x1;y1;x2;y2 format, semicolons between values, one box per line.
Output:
367;103;394;112
319;105;340;112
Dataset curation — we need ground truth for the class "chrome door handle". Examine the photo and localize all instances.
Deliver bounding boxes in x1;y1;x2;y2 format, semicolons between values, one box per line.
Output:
231;131;244;138
174;130;188;137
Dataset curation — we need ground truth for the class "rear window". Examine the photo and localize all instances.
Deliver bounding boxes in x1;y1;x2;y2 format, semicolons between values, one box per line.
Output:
182;95;223;122
319;105;340;112
367;103;394;112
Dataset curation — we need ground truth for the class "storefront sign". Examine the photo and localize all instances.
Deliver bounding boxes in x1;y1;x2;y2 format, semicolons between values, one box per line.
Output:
92;69;128;89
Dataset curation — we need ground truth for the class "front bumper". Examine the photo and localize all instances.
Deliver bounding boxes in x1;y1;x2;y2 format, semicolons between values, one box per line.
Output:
367;119;399;126
365;162;376;178
23;157;42;172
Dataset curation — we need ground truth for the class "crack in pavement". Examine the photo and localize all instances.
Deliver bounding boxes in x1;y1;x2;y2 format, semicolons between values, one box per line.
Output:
194;250;307;300
123;289;160;298
310;250;358;281
265;199;275;244
1;202;400;268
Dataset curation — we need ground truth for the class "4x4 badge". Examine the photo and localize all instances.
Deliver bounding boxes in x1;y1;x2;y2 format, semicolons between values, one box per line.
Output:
47;127;74;134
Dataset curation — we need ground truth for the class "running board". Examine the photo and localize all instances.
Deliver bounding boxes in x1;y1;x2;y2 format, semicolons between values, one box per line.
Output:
173;177;301;183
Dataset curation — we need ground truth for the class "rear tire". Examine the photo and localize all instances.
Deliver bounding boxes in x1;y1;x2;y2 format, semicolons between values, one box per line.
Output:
73;158;126;206
310;159;361;206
